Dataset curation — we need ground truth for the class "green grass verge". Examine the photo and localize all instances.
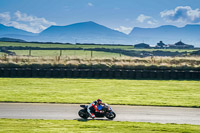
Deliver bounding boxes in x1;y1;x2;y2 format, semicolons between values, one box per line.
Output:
0;78;199;107
10;50;127;58
0;119;200;133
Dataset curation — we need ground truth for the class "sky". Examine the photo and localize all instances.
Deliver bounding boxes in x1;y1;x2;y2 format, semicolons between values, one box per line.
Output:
0;0;200;34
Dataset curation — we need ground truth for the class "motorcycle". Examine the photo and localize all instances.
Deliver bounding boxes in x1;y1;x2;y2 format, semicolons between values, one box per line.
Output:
78;103;116;120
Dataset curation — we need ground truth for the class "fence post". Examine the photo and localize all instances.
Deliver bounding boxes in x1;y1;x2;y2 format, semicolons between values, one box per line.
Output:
91;51;93;58
60;50;62;56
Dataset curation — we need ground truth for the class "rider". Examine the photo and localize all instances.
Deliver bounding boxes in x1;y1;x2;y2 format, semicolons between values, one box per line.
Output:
87;99;104;119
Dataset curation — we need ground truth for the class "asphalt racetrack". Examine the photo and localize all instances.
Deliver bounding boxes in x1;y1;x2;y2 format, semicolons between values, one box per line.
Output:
0;103;199;125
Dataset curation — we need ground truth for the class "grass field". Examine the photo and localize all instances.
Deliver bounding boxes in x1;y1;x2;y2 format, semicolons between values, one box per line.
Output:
0;41;133;49
10;50;126;58
0;78;199;107
0;41;198;53
0;119;200;133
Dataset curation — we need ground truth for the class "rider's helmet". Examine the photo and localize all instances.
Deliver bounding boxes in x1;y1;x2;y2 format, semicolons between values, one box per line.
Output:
97;99;102;104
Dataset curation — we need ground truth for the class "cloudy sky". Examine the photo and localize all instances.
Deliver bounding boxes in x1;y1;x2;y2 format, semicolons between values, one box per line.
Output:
0;0;200;34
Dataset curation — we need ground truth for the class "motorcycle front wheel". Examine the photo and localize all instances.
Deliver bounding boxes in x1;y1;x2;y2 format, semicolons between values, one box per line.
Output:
105;112;116;120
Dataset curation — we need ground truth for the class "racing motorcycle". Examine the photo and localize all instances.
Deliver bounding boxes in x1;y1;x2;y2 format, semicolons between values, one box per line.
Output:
78;103;116;120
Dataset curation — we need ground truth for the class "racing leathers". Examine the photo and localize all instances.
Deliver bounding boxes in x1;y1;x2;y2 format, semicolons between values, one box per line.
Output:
87;101;103;118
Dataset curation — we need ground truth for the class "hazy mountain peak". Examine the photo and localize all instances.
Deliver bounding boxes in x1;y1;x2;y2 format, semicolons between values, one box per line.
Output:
0;23;34;36
38;21;129;44
44;21;103;30
40;21;127;35
65;21;108;29
184;24;200;28
0;24;15;30
0;24;6;28
79;21;97;24
159;25;178;28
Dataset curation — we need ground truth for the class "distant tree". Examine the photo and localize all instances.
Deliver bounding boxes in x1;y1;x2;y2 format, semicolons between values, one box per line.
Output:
157;41;166;48
134;43;150;49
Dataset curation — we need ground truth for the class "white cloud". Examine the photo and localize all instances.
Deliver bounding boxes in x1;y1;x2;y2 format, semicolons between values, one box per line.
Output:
160;6;200;23
0;12;11;24
137;14;152;23
147;20;157;25
88;3;93;7
136;14;158;25
0;11;56;33
115;26;132;34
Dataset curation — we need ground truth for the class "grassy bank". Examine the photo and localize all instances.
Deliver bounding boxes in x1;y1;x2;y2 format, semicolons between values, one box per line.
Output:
0;56;200;69
0;119;200;133
0;78;199;107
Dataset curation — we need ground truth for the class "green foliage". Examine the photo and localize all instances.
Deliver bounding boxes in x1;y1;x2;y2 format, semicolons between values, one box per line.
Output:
0;119;200;133
0;78;199;107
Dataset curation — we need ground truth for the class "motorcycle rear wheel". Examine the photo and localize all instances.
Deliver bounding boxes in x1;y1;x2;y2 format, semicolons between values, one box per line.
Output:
78;109;89;119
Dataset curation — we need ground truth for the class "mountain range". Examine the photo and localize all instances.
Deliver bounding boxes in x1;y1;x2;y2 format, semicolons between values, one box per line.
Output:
0;21;200;47
129;25;200;46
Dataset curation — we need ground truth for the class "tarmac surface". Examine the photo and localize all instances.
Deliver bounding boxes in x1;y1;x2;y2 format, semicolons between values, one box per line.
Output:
0;103;200;125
